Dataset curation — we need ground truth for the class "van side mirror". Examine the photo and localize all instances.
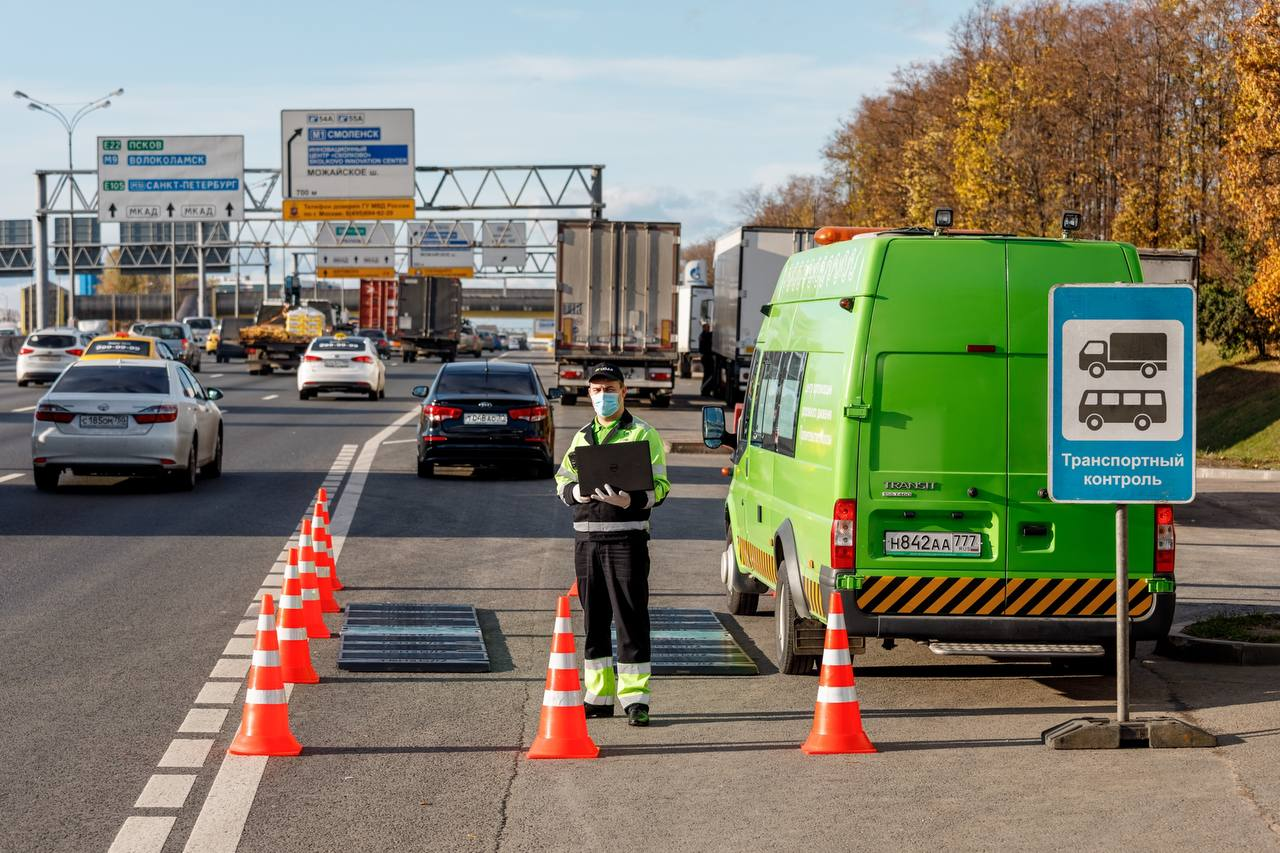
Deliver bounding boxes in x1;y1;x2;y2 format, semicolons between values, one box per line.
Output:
410;385;428;398
703;406;735;450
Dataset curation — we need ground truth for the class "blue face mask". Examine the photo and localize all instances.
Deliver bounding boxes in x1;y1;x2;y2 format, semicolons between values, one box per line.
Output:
592;391;621;418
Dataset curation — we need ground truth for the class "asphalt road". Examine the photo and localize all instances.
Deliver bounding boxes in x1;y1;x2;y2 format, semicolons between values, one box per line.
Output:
0;351;1277;852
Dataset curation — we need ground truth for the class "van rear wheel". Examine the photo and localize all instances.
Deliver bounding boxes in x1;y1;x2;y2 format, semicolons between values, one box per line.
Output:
722;537;758;616
775;577;818;675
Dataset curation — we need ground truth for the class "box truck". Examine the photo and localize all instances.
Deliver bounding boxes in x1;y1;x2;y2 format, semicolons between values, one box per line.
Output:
396;276;462;363
676;259;714;379
711;226;815;404
555;220;680;407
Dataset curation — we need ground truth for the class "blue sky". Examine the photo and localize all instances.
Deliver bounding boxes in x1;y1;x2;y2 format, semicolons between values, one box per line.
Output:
0;0;969;307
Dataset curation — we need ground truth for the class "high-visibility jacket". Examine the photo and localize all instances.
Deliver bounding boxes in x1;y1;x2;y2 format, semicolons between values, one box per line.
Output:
555;410;670;539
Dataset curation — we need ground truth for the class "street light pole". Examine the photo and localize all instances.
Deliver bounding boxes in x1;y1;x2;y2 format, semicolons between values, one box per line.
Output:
14;88;124;328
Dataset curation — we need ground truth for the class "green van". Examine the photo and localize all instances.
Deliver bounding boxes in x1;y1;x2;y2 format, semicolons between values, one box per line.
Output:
702;228;1177;673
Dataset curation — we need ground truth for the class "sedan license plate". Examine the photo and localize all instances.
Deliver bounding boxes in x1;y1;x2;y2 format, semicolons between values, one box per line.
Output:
464;413;508;426
885;531;983;557
323;359;347;368
79;414;128;429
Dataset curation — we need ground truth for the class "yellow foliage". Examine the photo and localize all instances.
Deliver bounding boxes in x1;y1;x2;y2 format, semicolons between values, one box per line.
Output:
1246;248;1280;330
1224;0;1280;249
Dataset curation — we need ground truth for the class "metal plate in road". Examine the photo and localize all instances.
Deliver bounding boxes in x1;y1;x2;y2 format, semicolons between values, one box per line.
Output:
338;603;490;672
612;608;758;676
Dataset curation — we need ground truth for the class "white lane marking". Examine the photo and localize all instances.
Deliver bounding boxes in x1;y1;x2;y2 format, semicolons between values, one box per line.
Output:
135;774;198;809
232;619;256;636
108;816;176;853
261;394;278;401
222;637;254;656
11;405;36;413
329;407;421;561
0;473;23;484
194;682;241;704
209;373;224;378
178;708;229;733
382;438;417;445
209;658;250;679
157;739;214;768
180;756;267;853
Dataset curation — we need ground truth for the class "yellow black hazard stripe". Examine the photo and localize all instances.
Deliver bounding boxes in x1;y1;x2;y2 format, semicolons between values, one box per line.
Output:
736;537;777;586
855;576;1154;618
803;575;826;619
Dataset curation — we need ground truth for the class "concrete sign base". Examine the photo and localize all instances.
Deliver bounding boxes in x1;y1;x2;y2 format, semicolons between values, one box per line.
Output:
1041;716;1216;749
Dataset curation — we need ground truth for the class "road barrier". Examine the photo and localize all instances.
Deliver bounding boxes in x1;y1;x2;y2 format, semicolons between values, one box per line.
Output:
527;595;599;760
315;489;344;590
229;594;303;756
801;592;876;755
297;527;331;639
278;561;320;685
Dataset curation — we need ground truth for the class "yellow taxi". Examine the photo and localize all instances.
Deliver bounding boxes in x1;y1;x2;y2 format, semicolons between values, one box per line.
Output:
81;332;168;361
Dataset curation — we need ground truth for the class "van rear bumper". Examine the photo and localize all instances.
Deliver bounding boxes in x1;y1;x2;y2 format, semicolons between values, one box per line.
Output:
831;587;1175;644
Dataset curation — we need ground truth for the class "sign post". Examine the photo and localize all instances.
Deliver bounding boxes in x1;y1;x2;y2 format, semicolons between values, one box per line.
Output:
1041;283;1212;749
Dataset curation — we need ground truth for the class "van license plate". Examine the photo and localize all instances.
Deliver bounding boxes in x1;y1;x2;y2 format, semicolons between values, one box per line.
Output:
885;531;982;557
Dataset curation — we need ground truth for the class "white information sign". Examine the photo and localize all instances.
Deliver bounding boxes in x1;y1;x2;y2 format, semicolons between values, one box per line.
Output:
409;221;474;276
280;109;415;220
315;222;396;277
97;135;244;222
481;222;527;269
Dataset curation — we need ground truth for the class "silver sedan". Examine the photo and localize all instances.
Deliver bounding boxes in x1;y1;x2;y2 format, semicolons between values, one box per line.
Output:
30;358;225;492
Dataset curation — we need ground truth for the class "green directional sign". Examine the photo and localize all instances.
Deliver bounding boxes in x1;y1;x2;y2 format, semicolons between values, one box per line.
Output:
127;139;165;151
102;139;121;151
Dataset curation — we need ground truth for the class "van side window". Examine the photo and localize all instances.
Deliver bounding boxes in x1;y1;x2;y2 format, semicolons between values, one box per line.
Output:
774;352;807;457
737;351;760;449
750;351;783;449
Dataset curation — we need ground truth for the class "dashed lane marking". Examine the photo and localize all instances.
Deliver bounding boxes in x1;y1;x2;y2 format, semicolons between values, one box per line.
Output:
382;437;417;445
261;394;279;401
209;373;224;378
0;473;23;484
11;405;36;412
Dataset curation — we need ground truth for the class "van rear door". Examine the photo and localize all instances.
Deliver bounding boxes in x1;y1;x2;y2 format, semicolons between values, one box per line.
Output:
854;239;1009;617
1005;241;1156;618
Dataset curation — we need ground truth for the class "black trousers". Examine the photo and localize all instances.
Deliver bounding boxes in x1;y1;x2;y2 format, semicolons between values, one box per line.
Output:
700;354;717;397
574;537;651;665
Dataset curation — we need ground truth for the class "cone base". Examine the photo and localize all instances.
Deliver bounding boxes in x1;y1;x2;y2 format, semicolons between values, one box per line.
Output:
281;668;320;684
319;599;341;614
801;730;877;755
229;734;303;757
527;737;600;760
305;624;331;639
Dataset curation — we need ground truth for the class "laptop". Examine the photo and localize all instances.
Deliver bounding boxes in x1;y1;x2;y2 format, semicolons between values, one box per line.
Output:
573;442;655;495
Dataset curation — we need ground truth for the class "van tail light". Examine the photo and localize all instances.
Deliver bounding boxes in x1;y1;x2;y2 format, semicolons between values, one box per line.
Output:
35;404;74;423
510;405;549;422
831;499;856;569
19;346;34;355
560;367;583;380
352;355;374;363
422;404;462;424
1155;504;1175;574
66;348;84;357
303;355;323;362
134;404;179;424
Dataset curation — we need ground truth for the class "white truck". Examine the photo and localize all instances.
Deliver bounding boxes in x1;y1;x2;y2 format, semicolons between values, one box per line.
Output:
676;260;714;378
555;220;680;407
711;226;815;404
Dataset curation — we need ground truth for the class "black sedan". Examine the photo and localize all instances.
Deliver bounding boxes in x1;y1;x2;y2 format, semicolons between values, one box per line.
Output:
411;361;558;478
358;328;392;359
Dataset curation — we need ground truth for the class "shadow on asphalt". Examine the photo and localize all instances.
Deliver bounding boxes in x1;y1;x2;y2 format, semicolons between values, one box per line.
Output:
1184;491;1280;530
716;612;779;676
476;608;514;673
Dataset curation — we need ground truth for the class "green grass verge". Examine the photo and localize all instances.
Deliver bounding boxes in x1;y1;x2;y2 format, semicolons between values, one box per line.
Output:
1196;343;1280;469
1183;612;1280;644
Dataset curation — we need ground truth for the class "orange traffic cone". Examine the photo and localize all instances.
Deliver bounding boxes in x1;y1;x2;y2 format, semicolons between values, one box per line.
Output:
802;592;875;755
315;490;344;590
527;596;598;760
229;594;302;756
297;525;331;640
277;558;319;684
568;579;579;599
310;510;341;614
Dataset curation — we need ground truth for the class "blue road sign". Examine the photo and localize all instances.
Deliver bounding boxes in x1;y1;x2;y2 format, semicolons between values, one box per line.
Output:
1048;284;1196;504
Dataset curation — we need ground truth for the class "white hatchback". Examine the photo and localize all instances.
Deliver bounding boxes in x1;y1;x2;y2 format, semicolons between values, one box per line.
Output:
16;327;92;387
297;336;387;400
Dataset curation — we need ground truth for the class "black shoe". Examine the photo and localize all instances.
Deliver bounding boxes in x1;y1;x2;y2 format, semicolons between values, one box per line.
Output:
626;704;650;727
584;703;614;719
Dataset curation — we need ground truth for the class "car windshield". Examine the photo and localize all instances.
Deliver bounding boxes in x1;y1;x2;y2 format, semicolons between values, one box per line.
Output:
142;325;185;340
86;339;151;357
358;329;386;339
27;334;77;349
185;319;213;330
54;365;170;394
435;370;536;395
313;339;364;351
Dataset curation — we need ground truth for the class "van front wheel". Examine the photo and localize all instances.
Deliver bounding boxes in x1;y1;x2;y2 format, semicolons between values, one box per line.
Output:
775;577;817;675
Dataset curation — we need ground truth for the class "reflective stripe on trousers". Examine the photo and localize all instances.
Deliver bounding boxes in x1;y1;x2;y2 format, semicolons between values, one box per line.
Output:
583;656;615;706
617;661;651;708
573;520;649;533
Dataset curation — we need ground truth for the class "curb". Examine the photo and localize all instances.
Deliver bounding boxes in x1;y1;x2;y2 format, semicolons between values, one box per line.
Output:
1155;619;1280;666
1196;466;1280;482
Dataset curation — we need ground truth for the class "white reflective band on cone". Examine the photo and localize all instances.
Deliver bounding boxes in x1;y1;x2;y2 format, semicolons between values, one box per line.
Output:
553;617;573;635
548;652;576;670
246;688;287;705
826;612;846;631
616;662;651;675
302;589;319;600
583;657;615;671
299;561;315;573
822;647;851;667
619;693;650;709
252;650;280;667
542;689;582;707
279;595;302;611
277;627;307;641
816;685;857;704
256;615;275;631
315;564;331;578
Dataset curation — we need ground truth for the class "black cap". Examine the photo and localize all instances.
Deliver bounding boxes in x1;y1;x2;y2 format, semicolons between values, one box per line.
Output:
587;362;625;384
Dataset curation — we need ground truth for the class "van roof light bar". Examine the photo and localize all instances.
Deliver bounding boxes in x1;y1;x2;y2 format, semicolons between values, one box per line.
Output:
1062;211;1082;238
933;208;954;235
